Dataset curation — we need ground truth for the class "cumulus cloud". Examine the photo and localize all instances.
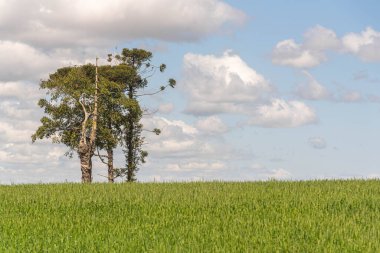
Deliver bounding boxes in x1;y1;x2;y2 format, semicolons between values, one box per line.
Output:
342;27;380;61
0;79;81;184
0;0;246;49
249;164;292;180
308;137;327;149
294;71;368;103
0;0;247;83
272;26;339;68
296;71;330;100
303;25;341;51
136;116;242;180
0;41;57;81
182;51;317;128
142;116;233;159
0;81;42;100
266;168;291;180
272;39;326;68
182;50;271;115
0;41;93;82
249;99;317;128
165;162;226;172
195;116;228;134
273;26;380;68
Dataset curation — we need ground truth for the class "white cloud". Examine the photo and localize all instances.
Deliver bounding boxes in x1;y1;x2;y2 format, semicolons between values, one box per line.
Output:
308;137;327;149
137;116;244;181
195;116;228;134
273;26;380;68
0;100;35;119
0;81;41;99
165;162;226;172
182;51;317;128
0;42;93;82
342;27;380;61
0;121;37;143
272;26;339;68
267;168;292;180
296;71;330;100
293;71;369;103
0;167;23;175
0;0;246;48
0;41;58;81
182;50;271;115
142;116;232;158
272;39;325;68
249;164;292;180
249;99;317;128
303;25;341;51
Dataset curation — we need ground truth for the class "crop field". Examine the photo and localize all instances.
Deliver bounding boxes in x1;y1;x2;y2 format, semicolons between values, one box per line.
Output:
0;180;380;252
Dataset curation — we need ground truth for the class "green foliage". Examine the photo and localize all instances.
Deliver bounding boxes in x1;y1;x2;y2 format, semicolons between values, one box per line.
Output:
153;128;161;135
95;64;139;152
1;180;380;252
168;78;176;88
32;63;138;165
32;65;97;150
159;64;166;72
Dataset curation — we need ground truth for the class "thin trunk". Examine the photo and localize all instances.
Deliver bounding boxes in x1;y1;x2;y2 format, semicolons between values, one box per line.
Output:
126;85;134;182
107;148;114;183
126;122;134;181
89;58;99;147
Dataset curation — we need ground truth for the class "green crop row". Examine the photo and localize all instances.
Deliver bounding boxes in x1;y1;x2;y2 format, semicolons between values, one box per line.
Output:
0;180;379;252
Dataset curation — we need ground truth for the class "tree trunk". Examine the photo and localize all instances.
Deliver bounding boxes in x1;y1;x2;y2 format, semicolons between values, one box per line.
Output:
79;142;92;183
107;148;114;183
77;58;99;184
126;121;134;182
126;85;135;182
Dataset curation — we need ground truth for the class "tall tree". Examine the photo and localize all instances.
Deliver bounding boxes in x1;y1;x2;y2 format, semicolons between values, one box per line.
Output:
32;63;99;182
94;63;139;183
110;48;176;182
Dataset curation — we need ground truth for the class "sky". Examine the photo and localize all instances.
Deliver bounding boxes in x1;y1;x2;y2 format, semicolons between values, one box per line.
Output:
0;0;380;184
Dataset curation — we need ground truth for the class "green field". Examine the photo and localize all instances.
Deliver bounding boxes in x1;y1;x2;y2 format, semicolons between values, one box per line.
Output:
1;180;379;252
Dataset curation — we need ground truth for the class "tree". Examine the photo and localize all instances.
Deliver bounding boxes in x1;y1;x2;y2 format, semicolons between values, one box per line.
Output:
32;60;135;183
93;63;139;183
110;48;176;182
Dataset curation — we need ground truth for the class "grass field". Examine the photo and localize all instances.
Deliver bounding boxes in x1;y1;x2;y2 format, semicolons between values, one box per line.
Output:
0;180;379;252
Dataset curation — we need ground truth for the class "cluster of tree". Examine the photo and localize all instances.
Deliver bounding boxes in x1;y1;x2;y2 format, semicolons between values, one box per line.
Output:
32;48;175;183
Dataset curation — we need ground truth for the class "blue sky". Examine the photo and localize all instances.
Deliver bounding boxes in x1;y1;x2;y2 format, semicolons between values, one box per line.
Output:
0;0;379;183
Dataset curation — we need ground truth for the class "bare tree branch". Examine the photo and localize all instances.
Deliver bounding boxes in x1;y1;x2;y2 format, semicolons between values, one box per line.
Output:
95;147;108;165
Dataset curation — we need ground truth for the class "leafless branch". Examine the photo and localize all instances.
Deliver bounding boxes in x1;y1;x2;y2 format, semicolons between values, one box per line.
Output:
95;147;108;165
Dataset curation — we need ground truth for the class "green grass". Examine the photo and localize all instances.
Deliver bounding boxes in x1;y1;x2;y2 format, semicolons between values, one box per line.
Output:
0;180;380;252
